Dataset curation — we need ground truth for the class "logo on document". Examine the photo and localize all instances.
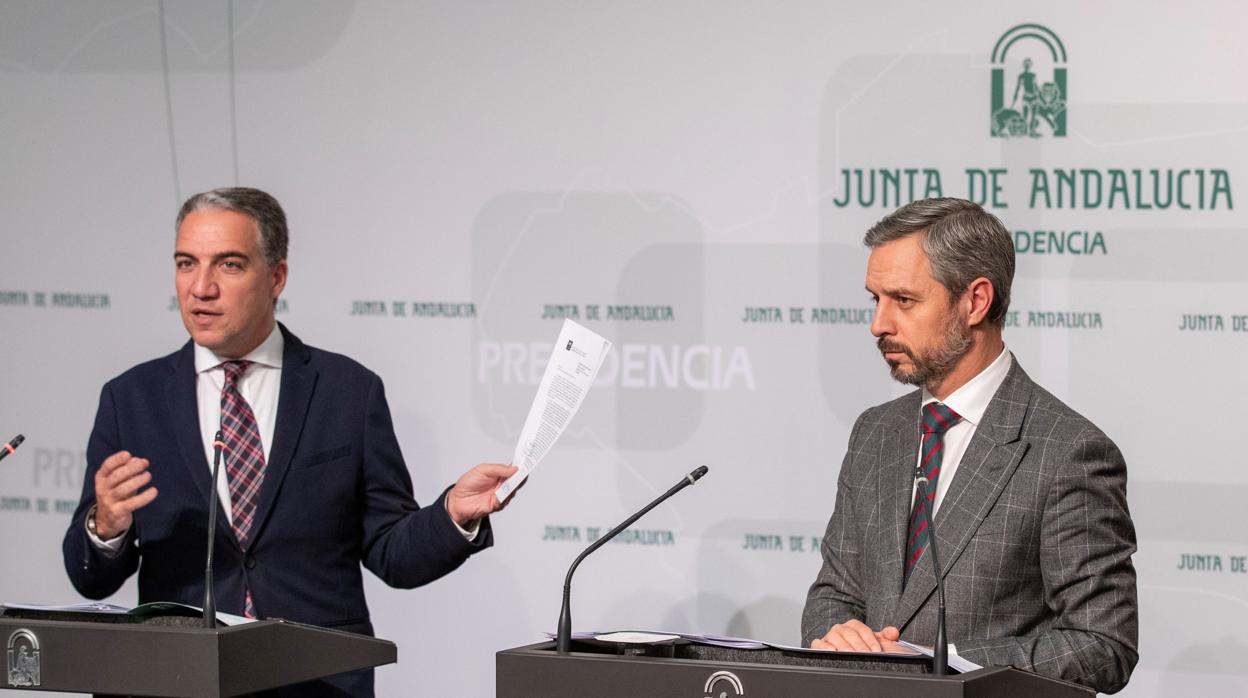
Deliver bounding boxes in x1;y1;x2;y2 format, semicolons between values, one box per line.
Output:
990;23;1067;138
703;669;744;697
566;340;574;350
6;629;40;687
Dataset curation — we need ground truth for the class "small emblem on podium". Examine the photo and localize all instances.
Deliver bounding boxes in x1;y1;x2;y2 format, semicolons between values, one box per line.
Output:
703;669;744;697
6;629;40;687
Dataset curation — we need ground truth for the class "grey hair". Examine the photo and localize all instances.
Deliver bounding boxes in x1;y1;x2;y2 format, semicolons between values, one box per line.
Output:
176;187;289;267
864;198;1014;326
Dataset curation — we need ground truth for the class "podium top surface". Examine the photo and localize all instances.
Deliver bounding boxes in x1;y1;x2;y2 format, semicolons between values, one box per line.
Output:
496;640;1095;698
1;616;396;697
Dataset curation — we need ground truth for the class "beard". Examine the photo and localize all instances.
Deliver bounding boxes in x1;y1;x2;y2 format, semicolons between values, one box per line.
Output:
877;309;973;392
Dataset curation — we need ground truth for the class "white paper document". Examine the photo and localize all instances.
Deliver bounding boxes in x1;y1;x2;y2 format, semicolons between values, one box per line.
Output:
496;319;611;500
593;631;681;643
1;601;128;614
764;640;922;657
897;640;983;673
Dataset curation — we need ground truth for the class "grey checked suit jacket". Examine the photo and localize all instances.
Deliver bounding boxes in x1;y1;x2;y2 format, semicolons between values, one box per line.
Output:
801;358;1138;694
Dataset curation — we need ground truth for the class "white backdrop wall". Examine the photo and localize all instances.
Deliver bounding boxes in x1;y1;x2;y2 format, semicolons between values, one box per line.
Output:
1;2;1245;696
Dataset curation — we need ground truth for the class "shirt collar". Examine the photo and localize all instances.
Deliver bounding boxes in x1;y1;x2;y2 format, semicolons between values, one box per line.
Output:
921;345;1012;427
193;324;285;374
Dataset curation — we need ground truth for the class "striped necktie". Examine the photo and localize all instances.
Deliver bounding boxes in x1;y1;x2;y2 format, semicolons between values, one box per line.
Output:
219;360;266;617
904;401;962;585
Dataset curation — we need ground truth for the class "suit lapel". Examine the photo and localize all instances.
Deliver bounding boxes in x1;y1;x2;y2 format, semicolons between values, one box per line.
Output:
247;324;317;546
165;341;213;505
878;393;921;623
893;359;1034;631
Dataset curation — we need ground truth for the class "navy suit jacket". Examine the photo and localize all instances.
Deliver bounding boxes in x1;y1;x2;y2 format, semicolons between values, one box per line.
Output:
64;325;491;695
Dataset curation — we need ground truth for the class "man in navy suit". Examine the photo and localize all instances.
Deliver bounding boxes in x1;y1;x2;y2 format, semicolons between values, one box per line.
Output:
63;187;517;697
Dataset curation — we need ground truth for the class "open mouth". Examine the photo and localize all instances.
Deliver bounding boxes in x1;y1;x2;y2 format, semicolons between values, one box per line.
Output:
189;309;223;321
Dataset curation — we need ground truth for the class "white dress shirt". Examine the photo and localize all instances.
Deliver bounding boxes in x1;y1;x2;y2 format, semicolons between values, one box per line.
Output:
912;346;1013;517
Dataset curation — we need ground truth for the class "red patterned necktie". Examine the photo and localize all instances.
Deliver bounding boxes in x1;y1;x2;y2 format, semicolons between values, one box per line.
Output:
904;402;962;585
219;360;266;617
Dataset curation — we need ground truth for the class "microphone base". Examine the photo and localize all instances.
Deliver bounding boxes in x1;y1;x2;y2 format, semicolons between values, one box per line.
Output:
555;594;572;654
932;607;949;675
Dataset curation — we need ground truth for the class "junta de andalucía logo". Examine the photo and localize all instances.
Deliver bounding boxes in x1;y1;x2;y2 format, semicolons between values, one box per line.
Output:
990;23;1066;138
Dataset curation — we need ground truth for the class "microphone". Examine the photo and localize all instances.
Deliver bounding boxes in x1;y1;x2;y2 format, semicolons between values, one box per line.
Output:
556;465;709;654
202;431;225;629
0;434;25;462
915;474;948;675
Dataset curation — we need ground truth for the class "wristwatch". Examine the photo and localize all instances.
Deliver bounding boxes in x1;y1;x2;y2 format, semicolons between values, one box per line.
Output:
85;504;100;536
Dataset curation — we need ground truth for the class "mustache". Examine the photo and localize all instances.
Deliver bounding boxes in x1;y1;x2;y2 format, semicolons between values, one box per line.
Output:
876;337;912;357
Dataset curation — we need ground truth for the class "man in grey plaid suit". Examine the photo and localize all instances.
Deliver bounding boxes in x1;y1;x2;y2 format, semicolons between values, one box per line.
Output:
801;198;1138;693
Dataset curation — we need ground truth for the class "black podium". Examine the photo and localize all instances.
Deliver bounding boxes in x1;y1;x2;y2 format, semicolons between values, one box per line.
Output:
1;615;396;696
497;640;1095;697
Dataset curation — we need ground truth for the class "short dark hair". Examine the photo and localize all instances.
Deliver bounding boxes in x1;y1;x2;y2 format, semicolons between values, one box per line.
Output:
864;198;1015;326
176;187;288;266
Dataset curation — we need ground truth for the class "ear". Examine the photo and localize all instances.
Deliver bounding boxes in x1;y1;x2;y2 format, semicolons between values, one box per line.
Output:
270;259;288;301
963;277;995;327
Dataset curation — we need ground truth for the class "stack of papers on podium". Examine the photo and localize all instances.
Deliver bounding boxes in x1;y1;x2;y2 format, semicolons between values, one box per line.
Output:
554;630;766;649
